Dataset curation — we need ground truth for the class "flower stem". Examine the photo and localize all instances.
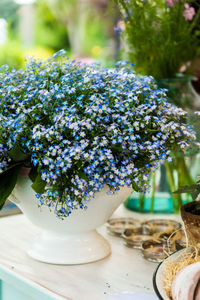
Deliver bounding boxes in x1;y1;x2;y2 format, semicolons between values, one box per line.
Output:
139;193;145;212
150;172;156;213
164;161;181;213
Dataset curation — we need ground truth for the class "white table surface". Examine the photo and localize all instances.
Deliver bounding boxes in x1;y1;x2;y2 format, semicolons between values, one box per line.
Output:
0;206;181;300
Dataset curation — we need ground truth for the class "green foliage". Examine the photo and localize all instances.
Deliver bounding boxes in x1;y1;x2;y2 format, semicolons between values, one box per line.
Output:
115;0;200;78
0;164;21;209
0;0;20;40
0;41;24;69
46;0;79;22
29;167;38;183
46;0;112;59
174;179;200;201
29;167;46;194
83;17;110;58
0;0;19;19
31;170;46;194
35;0;70;51
8;140;29;162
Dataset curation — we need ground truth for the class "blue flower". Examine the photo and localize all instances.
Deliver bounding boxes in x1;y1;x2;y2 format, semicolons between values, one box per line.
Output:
0;51;196;217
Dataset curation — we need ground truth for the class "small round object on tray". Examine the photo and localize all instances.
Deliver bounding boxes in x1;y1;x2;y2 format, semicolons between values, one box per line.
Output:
142;219;182;235
142;240;172;263
122;230;152;249
173;229;187;250
107;217;141;236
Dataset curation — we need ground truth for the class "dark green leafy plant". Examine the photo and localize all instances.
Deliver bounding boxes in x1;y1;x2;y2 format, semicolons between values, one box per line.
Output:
174;179;200;202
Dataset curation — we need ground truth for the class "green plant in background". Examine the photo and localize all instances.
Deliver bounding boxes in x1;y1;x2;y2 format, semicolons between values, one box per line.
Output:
0;41;24;69
46;0;96;57
0;0;19;19
0;0;118;68
174;178;200;202
115;0;200;78
0;0;22;68
0;0;70;70
46;0;117;62
35;0;70;52
0;0;20;42
115;0;200;212
81;14;108;59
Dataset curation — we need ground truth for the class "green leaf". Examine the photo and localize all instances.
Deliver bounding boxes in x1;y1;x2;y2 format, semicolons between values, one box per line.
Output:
192;191;200;201
0;162;22;175
29;167;38;183
31;172;46;194
8;141;29;162
79;171;87;181
132;181;140;192
174;185;198;194
0;164;21;210
0;137;5;144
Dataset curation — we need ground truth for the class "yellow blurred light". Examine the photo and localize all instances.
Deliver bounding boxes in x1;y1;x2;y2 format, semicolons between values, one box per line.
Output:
91;46;102;57
23;47;54;60
136;1;143;7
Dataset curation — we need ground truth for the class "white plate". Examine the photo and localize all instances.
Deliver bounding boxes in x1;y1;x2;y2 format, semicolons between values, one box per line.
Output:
153;249;186;300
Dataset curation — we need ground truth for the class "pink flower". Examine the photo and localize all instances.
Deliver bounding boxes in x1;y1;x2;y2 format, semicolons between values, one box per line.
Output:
166;0;174;7
183;3;195;21
166;0;178;7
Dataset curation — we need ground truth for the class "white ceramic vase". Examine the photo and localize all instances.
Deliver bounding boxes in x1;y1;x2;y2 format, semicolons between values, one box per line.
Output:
9;174;130;265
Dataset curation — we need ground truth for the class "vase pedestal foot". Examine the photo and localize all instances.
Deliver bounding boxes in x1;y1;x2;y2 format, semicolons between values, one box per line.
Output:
27;229;111;265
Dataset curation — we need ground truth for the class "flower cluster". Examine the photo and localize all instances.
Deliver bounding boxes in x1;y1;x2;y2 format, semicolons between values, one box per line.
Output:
0;51;196;217
183;3;195;21
167;0;196;20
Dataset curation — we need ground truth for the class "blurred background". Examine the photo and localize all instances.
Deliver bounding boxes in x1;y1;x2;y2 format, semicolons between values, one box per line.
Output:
0;0;122;68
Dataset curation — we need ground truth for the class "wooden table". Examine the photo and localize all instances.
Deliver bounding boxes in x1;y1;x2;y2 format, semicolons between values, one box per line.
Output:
0;206;181;300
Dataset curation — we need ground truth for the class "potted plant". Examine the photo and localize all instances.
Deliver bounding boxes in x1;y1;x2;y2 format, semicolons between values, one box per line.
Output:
0;50;196;264
114;0;200;213
114;0;200;79
175;179;200;249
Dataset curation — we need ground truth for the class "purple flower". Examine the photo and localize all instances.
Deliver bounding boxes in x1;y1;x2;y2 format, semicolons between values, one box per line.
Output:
114;21;125;36
166;0;174;7
183;3;195;21
114;27;123;37
166;0;179;7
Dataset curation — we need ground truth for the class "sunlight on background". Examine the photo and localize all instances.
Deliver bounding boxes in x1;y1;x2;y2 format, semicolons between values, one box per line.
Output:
0;0;120;67
15;0;34;3
0;19;7;44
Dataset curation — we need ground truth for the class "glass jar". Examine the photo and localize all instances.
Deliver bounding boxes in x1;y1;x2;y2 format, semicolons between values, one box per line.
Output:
125;75;200;213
